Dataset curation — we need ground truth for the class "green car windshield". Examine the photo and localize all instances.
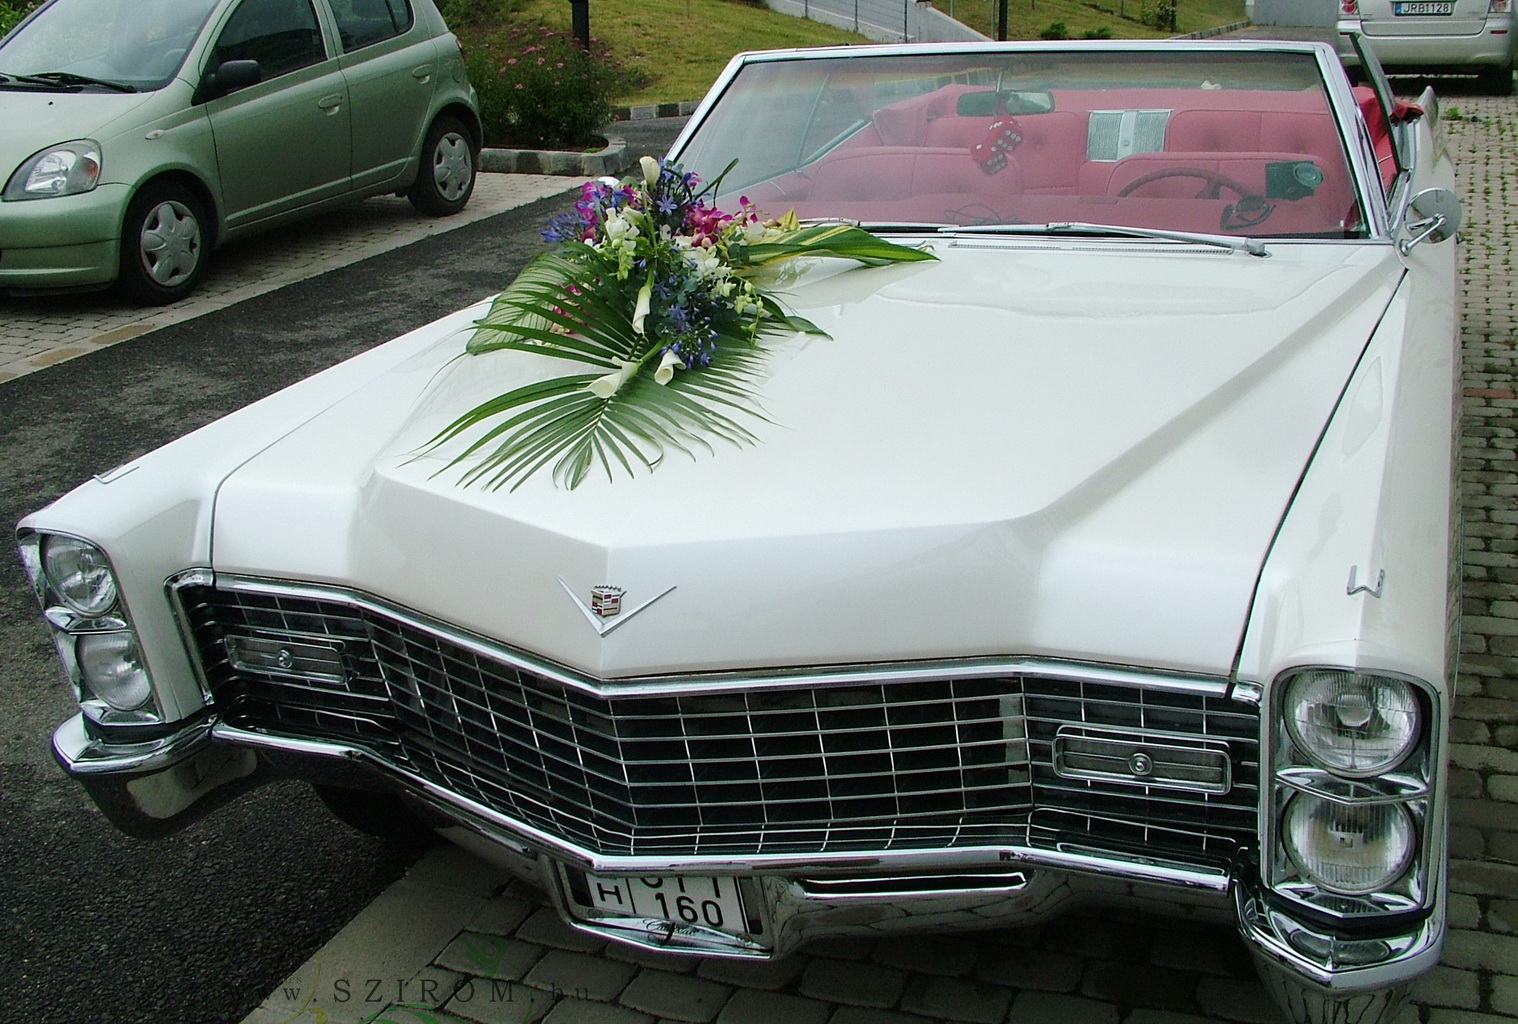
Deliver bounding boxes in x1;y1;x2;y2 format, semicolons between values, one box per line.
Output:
0;0;222;91
676;48;1369;240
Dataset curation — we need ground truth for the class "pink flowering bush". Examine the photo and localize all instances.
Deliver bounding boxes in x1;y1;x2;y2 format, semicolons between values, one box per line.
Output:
461;23;646;149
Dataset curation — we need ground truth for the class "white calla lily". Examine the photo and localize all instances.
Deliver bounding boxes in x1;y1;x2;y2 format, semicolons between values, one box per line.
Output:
654;350;686;385
632;276;653;336
585;359;640;399
640;156;661;185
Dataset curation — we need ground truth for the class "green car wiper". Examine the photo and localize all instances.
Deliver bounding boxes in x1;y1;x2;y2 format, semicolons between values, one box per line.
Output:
11;71;136;93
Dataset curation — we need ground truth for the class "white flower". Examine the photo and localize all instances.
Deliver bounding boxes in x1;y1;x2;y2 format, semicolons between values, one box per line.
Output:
654;349;686;385
632;276;653;335
585;359;639;399
640;156;661;186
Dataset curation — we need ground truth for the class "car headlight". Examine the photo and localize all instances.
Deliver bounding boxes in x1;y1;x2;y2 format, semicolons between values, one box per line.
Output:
17;531;162;728
75;631;153;711
3;140;102;200
1282;669;1418;776
41;534;120;616
1282;793;1415;895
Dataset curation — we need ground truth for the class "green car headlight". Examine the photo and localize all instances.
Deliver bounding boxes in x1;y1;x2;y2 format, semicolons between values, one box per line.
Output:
4;140;102;200
1283;669;1419;776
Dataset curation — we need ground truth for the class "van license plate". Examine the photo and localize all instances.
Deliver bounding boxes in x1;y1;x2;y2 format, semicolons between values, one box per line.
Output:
1394;2;1454;13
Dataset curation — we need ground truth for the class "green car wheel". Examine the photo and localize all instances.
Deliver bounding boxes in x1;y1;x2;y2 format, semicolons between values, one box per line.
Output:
116;182;208;306
408;114;476;217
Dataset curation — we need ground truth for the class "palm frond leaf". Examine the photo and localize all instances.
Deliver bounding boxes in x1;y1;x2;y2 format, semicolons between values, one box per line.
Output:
425;159;936;491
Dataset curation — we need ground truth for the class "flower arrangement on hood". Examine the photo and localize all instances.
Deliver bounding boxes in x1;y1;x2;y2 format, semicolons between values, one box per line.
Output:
426;157;936;490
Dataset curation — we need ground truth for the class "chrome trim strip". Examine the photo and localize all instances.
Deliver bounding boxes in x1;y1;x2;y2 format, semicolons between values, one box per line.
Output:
52;713;213;776
192;573;1237;699
210;720;1234;891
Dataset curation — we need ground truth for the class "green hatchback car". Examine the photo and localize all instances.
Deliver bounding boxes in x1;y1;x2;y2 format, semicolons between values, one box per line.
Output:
0;0;480;304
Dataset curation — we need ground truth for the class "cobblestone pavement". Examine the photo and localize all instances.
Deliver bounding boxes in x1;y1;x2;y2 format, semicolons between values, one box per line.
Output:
0;174;571;383
237;92;1518;1024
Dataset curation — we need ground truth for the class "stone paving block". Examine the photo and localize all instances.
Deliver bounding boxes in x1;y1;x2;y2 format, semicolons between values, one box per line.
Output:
1441;929;1518;973
1451;859;1518;898
524;949;638;1002
517;908;610;955
1490;900;1518;934
603;943;701;974
695;955;804;990
799;956;908;1008
1450;893;1484;931
805;936;880;961
872;935;981;977
974;945;1083;993
543;998;655;1024
1425;1011;1518;1024
826;1007;938;1024
470;896;539;937
445;979;555;1024
436;932;545;982
712;989;831;1024
1080;961;1200;1014
1006;990;1120;1024
898;974;1013;1024
1193;978;1288;1024
618;969;733;1023
409;844;514;898
1146;928;1252;978
1411;965;1482;1010
1493;975;1518;1018
1042;915;1155;963
1121;1012;1220;1024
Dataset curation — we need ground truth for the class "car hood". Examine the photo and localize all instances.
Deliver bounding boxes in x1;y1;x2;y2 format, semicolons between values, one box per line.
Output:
0;89;156;164
211;240;1403;680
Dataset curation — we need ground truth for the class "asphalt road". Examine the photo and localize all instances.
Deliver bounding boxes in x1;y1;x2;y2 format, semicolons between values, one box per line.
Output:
0;116;686;1024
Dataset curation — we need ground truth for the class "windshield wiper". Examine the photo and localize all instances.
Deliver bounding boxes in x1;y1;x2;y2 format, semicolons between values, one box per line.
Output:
7;71;136;92
800;217;952;232
940;221;1269;257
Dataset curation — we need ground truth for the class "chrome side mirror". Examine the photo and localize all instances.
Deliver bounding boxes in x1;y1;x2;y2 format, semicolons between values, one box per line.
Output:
1399;187;1462;255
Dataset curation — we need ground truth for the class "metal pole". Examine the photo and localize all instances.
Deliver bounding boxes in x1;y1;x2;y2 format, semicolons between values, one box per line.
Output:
997;0;1007;39
569;0;589;49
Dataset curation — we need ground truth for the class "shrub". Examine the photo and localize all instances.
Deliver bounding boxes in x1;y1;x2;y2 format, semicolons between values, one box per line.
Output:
1082;25;1113;38
1039;21;1068;38
437;0;520;30
1;0;40;36
461;23;644;149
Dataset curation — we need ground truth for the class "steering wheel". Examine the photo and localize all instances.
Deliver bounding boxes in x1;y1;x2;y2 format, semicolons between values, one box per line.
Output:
1115;166;1275;230
1116;167;1256;200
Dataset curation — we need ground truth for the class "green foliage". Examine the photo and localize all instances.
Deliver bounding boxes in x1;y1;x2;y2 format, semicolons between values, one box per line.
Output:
1039;21;1069;38
460;23;646;148
436;0;522;29
1083;25;1113;37
0;0;39;37
1138;0;1178;30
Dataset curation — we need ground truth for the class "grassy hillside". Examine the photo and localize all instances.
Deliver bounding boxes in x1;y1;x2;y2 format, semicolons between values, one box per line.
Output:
511;0;1245;106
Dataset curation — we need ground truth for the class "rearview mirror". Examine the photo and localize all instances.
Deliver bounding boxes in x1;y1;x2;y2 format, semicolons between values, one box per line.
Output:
1399;187;1462;254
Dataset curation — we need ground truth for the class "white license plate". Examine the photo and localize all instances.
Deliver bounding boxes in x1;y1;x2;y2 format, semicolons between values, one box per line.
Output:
1394;2;1454;13
583;872;746;933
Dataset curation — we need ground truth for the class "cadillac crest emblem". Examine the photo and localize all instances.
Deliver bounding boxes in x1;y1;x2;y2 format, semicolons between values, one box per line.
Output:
590;585;625;618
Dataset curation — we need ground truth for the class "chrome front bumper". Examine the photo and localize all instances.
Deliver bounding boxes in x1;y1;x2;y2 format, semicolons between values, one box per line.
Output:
53;710;1444;1021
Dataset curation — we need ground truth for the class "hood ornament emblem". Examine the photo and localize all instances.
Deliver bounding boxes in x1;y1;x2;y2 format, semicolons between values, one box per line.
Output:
559;578;675;637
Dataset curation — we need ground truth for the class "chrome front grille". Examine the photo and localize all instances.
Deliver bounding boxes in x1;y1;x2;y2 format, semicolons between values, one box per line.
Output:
178;581;1260;863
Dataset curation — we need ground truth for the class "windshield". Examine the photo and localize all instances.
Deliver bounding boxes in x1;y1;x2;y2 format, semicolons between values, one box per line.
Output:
0;0;221;91
676;48;1367;240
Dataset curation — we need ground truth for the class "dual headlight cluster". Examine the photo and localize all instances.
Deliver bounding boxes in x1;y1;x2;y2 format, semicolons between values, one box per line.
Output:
1269;667;1433;922
18;533;159;726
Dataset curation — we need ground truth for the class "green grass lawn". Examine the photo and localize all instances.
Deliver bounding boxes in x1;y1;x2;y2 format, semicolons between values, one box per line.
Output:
511;0;1245;107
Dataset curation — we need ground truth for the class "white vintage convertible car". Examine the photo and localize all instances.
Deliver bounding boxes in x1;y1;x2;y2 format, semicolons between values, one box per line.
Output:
18;37;1461;1024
